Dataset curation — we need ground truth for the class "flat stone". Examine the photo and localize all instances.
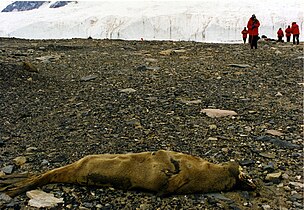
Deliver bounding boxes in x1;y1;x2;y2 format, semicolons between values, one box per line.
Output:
173;49;187;53
201;108;237;118
265;172;282;182
80;75;97;82
289;182;304;188
26;147;38;152
259;152;276;159
180;99;202;105
207;137;218;141
136;65;160;71
36;55;61;62
266;130;284;136
206;193;232;202
26;190;64;208
159;49;174;56
119;88;136;93
228;64;251;68
144;58;158;62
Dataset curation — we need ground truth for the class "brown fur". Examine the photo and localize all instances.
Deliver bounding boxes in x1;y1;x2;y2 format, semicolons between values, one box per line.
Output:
0;150;256;197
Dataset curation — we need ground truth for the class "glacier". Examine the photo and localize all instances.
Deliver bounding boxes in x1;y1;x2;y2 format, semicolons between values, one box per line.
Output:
0;0;303;43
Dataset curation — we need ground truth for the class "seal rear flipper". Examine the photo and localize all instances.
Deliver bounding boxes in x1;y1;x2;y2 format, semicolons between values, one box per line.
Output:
0;173;30;187
0;173;30;194
0;173;51;197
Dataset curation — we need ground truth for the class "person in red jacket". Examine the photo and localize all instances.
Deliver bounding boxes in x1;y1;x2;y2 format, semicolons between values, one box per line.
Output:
285;25;292;42
291;22;300;45
247;14;260;49
277;28;284;42
241;27;248;44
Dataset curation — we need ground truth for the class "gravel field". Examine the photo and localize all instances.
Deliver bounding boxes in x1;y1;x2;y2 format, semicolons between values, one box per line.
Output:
0;38;303;209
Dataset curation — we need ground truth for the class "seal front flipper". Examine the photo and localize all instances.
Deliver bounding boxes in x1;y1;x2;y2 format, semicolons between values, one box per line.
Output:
164;173;190;195
160;159;190;195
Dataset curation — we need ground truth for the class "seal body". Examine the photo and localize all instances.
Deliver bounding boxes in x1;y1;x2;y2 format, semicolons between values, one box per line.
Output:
1;150;255;197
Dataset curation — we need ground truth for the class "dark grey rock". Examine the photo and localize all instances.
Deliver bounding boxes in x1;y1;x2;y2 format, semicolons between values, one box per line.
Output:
2;1;48;12
255;136;300;149
136;65;160;71
291;153;301;158
82;202;94;208
0;193;12;203
206;193;233;202
293;202;303;208
41;159;49;165
263;162;275;172
229;204;242;210
239;159;254;166
50;1;72;8
290;193;302;201
1;165;14;174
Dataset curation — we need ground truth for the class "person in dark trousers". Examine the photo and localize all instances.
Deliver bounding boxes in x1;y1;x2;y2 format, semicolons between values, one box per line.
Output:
241;27;248;44
247;14;260;49
291;22;300;45
277;28;284;42
285;25;292;42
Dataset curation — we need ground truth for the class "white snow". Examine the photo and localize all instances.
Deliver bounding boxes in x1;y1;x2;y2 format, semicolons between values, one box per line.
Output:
0;0;303;43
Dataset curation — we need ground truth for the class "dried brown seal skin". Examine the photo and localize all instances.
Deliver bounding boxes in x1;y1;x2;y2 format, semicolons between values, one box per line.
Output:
1;150;256;197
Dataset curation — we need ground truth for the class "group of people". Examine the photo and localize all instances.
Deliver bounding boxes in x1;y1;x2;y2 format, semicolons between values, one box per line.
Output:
241;14;300;49
276;23;300;44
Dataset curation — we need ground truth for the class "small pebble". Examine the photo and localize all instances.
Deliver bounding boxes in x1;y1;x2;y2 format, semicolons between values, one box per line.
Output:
262;204;271;210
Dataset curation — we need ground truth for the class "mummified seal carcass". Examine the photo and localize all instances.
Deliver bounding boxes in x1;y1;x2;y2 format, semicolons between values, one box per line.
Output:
0;150;256;197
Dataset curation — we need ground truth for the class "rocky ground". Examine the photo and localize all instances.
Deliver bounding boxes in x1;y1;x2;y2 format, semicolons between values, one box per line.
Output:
0;38;303;209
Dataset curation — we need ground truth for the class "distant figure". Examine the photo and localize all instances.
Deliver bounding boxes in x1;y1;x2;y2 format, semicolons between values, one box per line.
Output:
247;14;260;49
241;27;248;44
291;22;300;45
277;28;284;42
285;25;292;42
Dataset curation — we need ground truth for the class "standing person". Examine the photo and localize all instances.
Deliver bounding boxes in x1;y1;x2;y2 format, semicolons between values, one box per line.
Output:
247;14;260;49
291;22;300;45
241;27;248;44
285;25;292;42
277;28;284;42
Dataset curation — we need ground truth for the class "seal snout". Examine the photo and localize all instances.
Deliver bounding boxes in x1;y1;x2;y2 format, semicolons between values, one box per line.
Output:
237;166;257;190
